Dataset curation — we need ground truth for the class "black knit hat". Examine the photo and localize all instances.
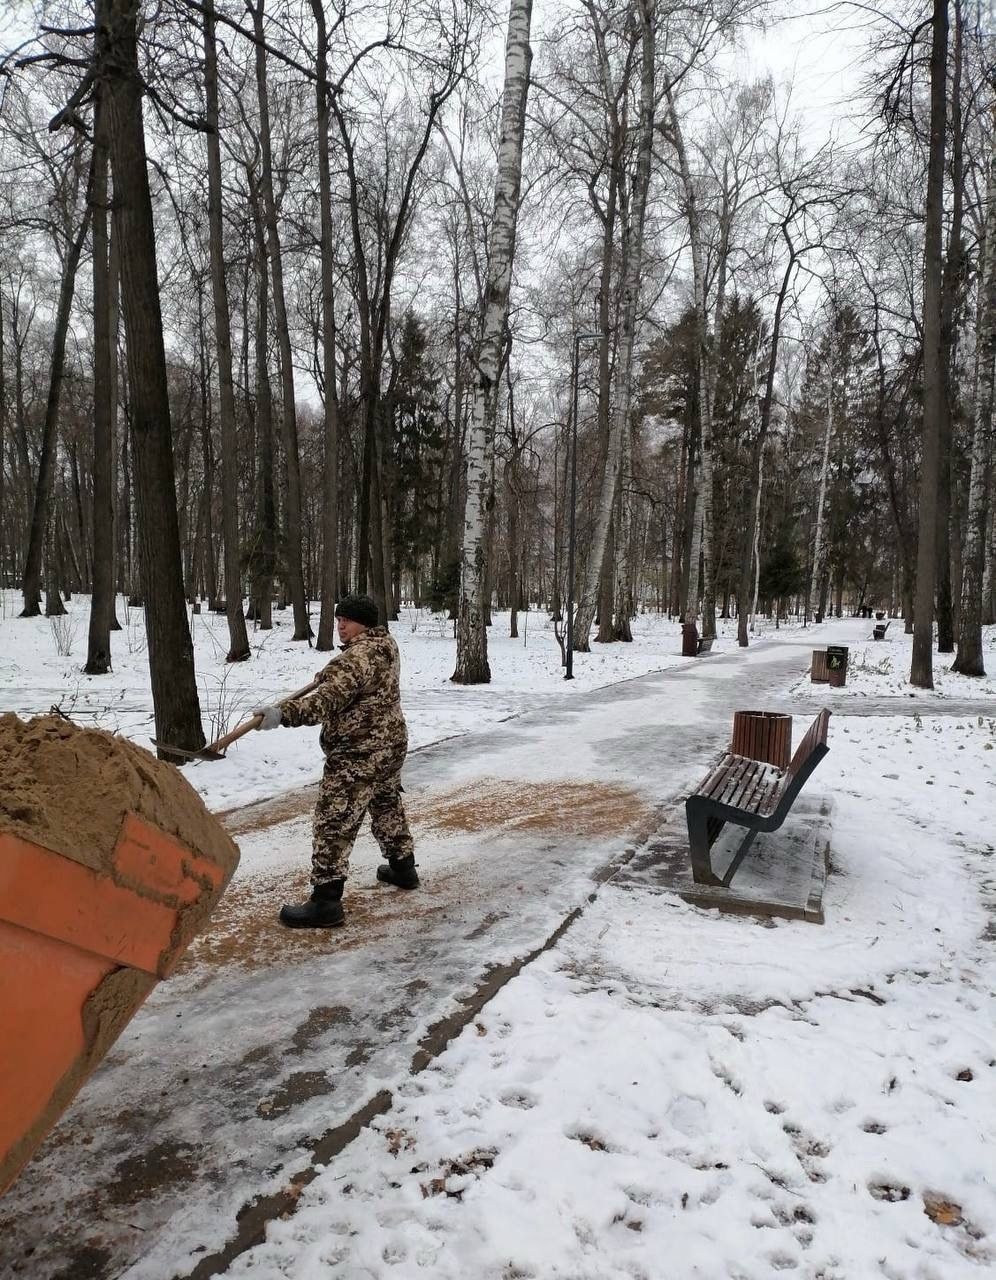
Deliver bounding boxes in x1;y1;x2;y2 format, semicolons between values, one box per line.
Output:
334;594;379;627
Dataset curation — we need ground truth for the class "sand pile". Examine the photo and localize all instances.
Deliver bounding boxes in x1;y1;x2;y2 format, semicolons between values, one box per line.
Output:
0;715;240;1197
0;713;238;878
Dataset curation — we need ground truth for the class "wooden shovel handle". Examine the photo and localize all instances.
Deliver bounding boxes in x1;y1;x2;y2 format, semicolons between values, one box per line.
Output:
205;678;322;755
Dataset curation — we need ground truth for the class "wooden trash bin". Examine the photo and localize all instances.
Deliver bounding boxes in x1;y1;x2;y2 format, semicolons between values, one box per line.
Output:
811;650;829;683
731;710;793;770
681;622;699;656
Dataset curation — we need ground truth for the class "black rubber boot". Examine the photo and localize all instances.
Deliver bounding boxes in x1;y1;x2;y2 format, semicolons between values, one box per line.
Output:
279;879;345;928
376;855;419;890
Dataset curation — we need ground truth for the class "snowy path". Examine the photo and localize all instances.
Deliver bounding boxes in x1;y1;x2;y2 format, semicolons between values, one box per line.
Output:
2;620;994;1280
0;630;824;1280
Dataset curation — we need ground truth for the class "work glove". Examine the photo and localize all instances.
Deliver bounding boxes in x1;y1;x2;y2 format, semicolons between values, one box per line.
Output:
252;704;283;731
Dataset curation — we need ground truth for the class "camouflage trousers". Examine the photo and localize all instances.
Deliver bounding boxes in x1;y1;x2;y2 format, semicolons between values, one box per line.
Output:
311;748;414;885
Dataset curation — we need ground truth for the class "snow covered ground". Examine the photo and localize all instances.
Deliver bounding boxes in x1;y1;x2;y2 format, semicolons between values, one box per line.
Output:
6;594;993;806
789;619;996;704
2;589;833;812
225;714;996;1280
2;595;995;1279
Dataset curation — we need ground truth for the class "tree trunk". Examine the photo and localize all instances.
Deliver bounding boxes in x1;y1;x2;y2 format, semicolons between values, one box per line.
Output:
953;103;995;676
250;182;275;631
507;460;520;638
453;0;535;683
613;415;634;641
251;0;310;641
45;495;67;618
85;76;116;675
20;177;93;617
685;484;702;627
311;0;342;652
368;416;390;622
102;0;205;755
738;245;795;647
749;450;764;630
937;0;965;654
672;419;690;616
573;0;656;652
911;0;949;690
597;518;615;641
594;156;620;646
809;348;834;622
204;5;250;661
667;89;715;638
197;293;219;611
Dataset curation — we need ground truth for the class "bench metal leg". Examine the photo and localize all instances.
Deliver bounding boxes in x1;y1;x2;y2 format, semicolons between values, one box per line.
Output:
720;827;759;888
686;803;722;886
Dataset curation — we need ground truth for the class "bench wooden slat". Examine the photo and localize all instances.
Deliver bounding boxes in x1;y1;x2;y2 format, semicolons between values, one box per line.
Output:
703;754;749;802
727;761;768;811
704;754;785;816
714;756;753;804
743;765;782;815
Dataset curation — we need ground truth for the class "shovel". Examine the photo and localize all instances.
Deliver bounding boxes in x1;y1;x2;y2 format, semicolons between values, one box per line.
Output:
152;678;321;763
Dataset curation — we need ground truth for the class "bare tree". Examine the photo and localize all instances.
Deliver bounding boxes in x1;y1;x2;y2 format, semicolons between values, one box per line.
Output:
248;0;310;641
953;100;995;676
310;0;342;651
19;136;93;617
453;0;535;683
85;33;117;674
101;0;206;755
572;0;656;654
911;0;949;689
204;2;251;660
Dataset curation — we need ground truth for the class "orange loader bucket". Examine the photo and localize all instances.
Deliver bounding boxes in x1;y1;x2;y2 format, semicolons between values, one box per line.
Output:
0;715;239;1196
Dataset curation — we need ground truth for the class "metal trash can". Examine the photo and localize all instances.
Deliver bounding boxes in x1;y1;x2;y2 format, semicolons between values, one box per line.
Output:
681;622;699;657
826;645;849;687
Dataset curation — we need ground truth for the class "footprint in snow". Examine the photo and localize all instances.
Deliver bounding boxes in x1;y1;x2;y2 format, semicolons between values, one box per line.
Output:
498;1090;537;1110
869;1181;911;1202
566;1128;614;1153
783;1122;831;1183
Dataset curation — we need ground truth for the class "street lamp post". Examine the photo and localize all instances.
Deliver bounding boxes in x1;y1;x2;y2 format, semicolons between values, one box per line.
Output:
565;330;602;679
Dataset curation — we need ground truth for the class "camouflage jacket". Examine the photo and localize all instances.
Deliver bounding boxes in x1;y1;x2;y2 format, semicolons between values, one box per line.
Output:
280;626;408;759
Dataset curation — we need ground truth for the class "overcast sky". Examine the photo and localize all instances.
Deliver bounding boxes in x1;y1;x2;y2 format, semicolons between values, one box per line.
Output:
3;1;873;155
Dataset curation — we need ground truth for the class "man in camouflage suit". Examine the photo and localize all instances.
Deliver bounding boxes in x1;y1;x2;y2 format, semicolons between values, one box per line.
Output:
252;594;417;928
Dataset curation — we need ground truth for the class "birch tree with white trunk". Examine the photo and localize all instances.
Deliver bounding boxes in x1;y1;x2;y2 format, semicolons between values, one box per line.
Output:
453;0;534;684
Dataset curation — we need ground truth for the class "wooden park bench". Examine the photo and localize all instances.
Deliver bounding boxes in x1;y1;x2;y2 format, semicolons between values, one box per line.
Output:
872;619;891;640
685;708;831;887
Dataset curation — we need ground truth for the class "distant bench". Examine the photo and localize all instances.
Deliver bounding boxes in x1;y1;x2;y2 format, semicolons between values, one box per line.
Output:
685;708;831;887
872;619;891;640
